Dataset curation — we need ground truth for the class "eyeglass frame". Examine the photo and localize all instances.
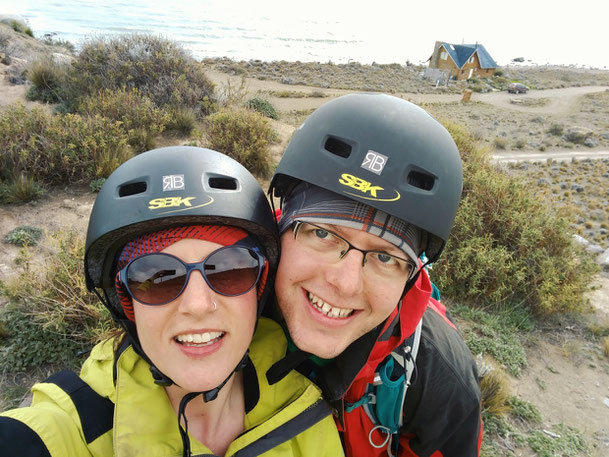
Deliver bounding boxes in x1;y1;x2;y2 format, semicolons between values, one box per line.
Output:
119;245;266;306
291;221;417;279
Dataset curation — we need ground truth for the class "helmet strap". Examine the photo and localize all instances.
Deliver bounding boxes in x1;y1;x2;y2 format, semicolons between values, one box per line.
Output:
176;351;251;457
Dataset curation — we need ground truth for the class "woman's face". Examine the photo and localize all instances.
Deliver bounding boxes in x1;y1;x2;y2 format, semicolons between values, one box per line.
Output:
132;238;258;393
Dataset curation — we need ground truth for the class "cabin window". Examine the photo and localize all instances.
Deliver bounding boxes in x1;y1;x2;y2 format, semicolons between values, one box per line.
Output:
440;51;448;60
468;56;475;64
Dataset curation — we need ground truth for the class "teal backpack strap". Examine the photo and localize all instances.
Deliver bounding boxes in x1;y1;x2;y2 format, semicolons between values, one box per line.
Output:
345;319;423;456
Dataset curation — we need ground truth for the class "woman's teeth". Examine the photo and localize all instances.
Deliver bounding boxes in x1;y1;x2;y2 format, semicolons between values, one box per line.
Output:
175;331;224;346
308;292;353;318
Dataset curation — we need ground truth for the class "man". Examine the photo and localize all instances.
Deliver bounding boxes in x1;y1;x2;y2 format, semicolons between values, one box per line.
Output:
267;93;482;456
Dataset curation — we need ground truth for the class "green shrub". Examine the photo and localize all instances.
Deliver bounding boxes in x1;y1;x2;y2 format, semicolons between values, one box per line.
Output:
7;19;33;37
527;424;588;457
0;230;115;373
206;107;279;177
245;97;279;120
89;178;106;193
493;69;504;77
77;88;169;153
514;138;526;149
39;36;76;54
452;304;530;376
165;106;197;135
548;124;564;136
507;396;542;424
4;226;43;246
1;174;45;203
493;137;507;150
64;34;216;116
0;103;133;184
434;122;598;315
25;57;68;104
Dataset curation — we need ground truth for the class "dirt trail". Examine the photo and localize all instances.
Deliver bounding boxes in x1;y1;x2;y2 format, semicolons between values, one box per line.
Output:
207;68;608;117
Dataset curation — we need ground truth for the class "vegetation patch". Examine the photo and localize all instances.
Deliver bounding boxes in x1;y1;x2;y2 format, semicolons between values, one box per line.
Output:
244;97;279;120
0;103;132;187
527;424;589;457
77;87;170;153
0;230;115;375
452;304;530;376
434;122;598;315
205;107;279;178
3;226;44;247
58;34;217;116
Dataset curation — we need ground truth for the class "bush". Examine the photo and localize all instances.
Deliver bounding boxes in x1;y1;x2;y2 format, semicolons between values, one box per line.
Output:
1;174;45;203
0;103;132;184
165;106;197;135
0;230;115;374
245;97;279;120
3;226;43;246
493;137;507;150
548;124;564;136
206;107;279;177
25;57;68;104
63;34;216;116
77;88;170;153
89;178;106;193
433;122;598;315
7;19;33;37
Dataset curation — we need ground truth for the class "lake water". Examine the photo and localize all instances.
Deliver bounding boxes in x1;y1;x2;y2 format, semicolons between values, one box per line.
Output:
4;0;415;65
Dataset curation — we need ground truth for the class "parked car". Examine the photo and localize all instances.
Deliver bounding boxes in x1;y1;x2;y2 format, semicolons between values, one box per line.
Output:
508;83;529;94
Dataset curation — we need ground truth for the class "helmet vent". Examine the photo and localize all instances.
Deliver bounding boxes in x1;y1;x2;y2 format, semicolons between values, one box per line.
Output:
407;171;435;191
324;136;352;158
209;177;238;190
119;181;147;197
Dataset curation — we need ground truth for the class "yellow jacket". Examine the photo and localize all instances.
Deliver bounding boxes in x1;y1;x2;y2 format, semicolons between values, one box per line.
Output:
1;318;343;456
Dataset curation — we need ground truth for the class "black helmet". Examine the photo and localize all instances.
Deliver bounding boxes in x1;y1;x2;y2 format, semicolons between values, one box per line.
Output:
85;146;279;322
269;93;462;262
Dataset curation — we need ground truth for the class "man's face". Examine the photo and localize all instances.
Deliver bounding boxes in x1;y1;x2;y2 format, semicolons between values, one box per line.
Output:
275;222;410;359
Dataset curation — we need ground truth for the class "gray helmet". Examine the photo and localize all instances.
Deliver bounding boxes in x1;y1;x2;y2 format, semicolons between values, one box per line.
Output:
269;93;463;262
85;146;279;321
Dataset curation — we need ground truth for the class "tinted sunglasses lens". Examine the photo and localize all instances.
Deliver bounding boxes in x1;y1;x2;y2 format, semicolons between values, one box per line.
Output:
126;254;187;305
204;247;260;295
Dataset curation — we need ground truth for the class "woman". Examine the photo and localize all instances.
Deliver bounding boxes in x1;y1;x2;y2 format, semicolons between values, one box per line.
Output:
0;146;343;457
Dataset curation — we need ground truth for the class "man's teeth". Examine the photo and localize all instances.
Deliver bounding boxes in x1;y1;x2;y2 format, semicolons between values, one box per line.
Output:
308;292;353;318
175;331;224;345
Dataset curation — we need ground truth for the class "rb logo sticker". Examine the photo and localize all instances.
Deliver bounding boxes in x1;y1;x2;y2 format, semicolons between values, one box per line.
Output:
361;150;388;175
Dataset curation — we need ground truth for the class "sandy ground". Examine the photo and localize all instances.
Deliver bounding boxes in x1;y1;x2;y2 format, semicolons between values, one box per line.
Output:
1;67;609;456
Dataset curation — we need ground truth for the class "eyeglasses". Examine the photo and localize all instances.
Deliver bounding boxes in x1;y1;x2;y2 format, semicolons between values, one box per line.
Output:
292;221;416;281
119;246;265;306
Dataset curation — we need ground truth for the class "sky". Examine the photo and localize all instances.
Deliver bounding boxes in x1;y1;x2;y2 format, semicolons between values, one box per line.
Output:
1;0;607;69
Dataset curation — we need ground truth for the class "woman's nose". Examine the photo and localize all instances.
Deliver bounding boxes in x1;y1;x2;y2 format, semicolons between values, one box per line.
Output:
176;270;216;314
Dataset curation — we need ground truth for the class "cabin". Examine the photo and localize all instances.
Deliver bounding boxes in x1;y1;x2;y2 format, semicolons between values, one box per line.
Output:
428;41;497;80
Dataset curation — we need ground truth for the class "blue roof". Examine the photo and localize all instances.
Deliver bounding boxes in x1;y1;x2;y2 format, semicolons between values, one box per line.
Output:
441;42;497;69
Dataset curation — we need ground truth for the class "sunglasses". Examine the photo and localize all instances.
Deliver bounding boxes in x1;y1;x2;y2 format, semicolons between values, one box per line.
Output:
119;246;266;306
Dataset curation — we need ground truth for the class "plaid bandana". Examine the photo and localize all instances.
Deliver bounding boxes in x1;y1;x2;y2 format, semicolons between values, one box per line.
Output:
115;225;268;321
278;182;421;265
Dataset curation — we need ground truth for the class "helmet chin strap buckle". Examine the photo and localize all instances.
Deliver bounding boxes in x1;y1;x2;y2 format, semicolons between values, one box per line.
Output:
150;365;173;387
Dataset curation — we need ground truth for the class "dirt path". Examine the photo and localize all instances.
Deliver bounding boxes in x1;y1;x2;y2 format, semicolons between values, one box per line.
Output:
207;68;608;118
492;149;609;162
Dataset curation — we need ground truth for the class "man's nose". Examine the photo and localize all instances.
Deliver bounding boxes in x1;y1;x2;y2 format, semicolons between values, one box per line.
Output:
325;249;365;296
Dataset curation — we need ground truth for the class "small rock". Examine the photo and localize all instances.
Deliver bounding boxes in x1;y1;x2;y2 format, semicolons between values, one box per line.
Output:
584;137;598;148
597;249;609;271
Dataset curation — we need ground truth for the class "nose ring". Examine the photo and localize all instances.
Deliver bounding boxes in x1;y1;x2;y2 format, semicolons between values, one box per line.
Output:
213;301;218;312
